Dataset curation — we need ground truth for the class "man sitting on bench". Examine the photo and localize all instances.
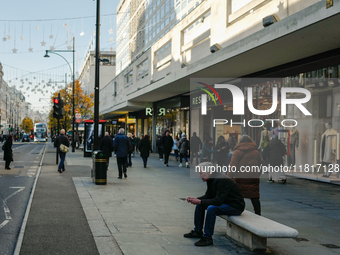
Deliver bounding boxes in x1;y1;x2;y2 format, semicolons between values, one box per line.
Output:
184;162;245;246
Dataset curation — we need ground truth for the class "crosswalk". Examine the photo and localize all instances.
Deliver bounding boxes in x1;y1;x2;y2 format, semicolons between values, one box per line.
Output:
27;167;37;178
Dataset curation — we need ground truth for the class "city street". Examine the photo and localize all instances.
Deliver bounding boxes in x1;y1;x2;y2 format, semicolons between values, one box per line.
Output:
0;142;45;255
7;143;340;255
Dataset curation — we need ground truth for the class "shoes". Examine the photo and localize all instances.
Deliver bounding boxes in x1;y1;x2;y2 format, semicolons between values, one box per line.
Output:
58;169;62;173
117;177;122;179
6;168;11;170
184;230;203;238
166;163;169;167
194;237;213;246
144;164;146;168
179;163;182;167
62;169;65;172
160;158;163;161
186;162;189;168
124;173;127;178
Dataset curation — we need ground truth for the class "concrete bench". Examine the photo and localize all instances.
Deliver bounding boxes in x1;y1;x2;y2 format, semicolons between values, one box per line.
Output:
219;210;298;250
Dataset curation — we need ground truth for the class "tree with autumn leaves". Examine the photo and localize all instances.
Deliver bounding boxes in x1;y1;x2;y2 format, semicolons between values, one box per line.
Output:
48;80;94;133
20;117;34;133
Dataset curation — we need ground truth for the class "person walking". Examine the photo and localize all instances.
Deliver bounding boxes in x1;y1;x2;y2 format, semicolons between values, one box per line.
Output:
113;128;131;179
227;136;237;163
3;135;13;170
178;133;190;168
200;137;215;163
262;134;287;183
172;136;179;161
99;132;114;170
216;136;230;167
127;133;133;167
54;129;70;173
162;130;173;167
139;135;152;168
190;132;202;165
156;135;164;160
228;135;262;215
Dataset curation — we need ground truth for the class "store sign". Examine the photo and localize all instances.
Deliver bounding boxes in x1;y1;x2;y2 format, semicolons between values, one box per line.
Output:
200;84;311;116
118;118;126;122
145;108;165;116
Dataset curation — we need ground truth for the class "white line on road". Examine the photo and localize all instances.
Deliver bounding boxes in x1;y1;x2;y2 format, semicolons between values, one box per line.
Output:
0;187;25;230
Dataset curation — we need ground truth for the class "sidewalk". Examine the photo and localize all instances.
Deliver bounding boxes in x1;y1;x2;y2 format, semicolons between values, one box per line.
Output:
68;150;340;255
19;144;340;255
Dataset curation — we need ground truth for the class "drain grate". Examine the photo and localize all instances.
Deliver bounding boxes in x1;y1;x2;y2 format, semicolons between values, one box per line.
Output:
320;244;340;248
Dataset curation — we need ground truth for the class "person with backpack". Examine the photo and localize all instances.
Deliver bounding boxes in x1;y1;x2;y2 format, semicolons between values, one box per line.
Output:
53;129;70;173
3;135;13;170
178;133;190;168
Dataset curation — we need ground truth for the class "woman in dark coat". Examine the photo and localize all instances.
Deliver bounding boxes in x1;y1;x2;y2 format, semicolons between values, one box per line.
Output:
3;135;13;170
228;135;262;215
139;135;152;168
99;132;114;170
216;135;230;166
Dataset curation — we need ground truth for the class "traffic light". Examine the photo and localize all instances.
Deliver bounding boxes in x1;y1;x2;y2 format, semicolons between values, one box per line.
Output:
53;97;65;119
9;125;11;131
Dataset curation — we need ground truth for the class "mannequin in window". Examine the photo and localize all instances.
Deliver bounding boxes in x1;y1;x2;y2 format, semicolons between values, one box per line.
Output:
288;125;299;168
258;125;271;151
320;122;337;177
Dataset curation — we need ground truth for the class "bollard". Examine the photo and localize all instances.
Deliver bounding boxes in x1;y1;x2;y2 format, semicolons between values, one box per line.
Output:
92;150;107;185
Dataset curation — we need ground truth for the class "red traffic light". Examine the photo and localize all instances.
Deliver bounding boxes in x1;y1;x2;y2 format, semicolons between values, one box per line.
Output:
53;98;59;104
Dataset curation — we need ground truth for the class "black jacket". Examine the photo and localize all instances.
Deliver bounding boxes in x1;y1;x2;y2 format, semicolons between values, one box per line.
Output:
198;173;245;212
216;141;230;163
178;138;190;155
162;135;173;152
3;139;13;161
100;136;114;158
263;138;286;166
54;134;70;151
139;138;152;158
190;135;202;153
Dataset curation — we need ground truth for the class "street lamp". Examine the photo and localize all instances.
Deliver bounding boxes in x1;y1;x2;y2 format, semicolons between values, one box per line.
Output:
44;38;76;152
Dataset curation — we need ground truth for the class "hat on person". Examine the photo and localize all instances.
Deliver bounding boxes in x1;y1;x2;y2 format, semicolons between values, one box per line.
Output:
181;133;186;138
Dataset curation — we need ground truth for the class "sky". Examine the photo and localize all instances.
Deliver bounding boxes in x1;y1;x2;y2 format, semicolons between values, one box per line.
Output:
0;0;120;113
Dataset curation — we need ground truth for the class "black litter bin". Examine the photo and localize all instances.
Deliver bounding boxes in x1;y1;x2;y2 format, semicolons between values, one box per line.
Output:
92;150;107;185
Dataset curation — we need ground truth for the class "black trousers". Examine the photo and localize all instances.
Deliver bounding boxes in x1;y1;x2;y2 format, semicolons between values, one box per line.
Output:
117;157;127;177
5;160;11;169
158;148;163;159
127;153;132;166
250;198;261;215
164;151;171;164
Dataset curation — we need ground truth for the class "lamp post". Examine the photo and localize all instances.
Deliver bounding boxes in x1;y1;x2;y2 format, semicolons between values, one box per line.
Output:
44;38;76;152
93;0;101;151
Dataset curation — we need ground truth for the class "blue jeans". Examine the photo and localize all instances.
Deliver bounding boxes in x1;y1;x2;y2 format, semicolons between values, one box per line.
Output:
142;157;148;165
179;153;188;163
58;152;66;170
194;204;242;238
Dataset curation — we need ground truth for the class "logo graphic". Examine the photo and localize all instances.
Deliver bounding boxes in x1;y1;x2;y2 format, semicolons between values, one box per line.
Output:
200;84;312;116
197;82;222;115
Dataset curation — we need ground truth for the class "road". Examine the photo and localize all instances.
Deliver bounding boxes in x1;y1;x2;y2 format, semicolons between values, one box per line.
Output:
0;142;46;255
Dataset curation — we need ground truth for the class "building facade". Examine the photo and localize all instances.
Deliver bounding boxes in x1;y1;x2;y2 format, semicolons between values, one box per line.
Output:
78;49;116;95
101;0;340;180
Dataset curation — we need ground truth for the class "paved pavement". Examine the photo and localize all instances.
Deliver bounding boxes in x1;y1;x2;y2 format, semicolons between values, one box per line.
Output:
17;143;340;255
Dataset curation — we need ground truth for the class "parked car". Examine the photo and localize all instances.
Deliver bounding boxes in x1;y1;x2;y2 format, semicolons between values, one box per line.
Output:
22;135;30;142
